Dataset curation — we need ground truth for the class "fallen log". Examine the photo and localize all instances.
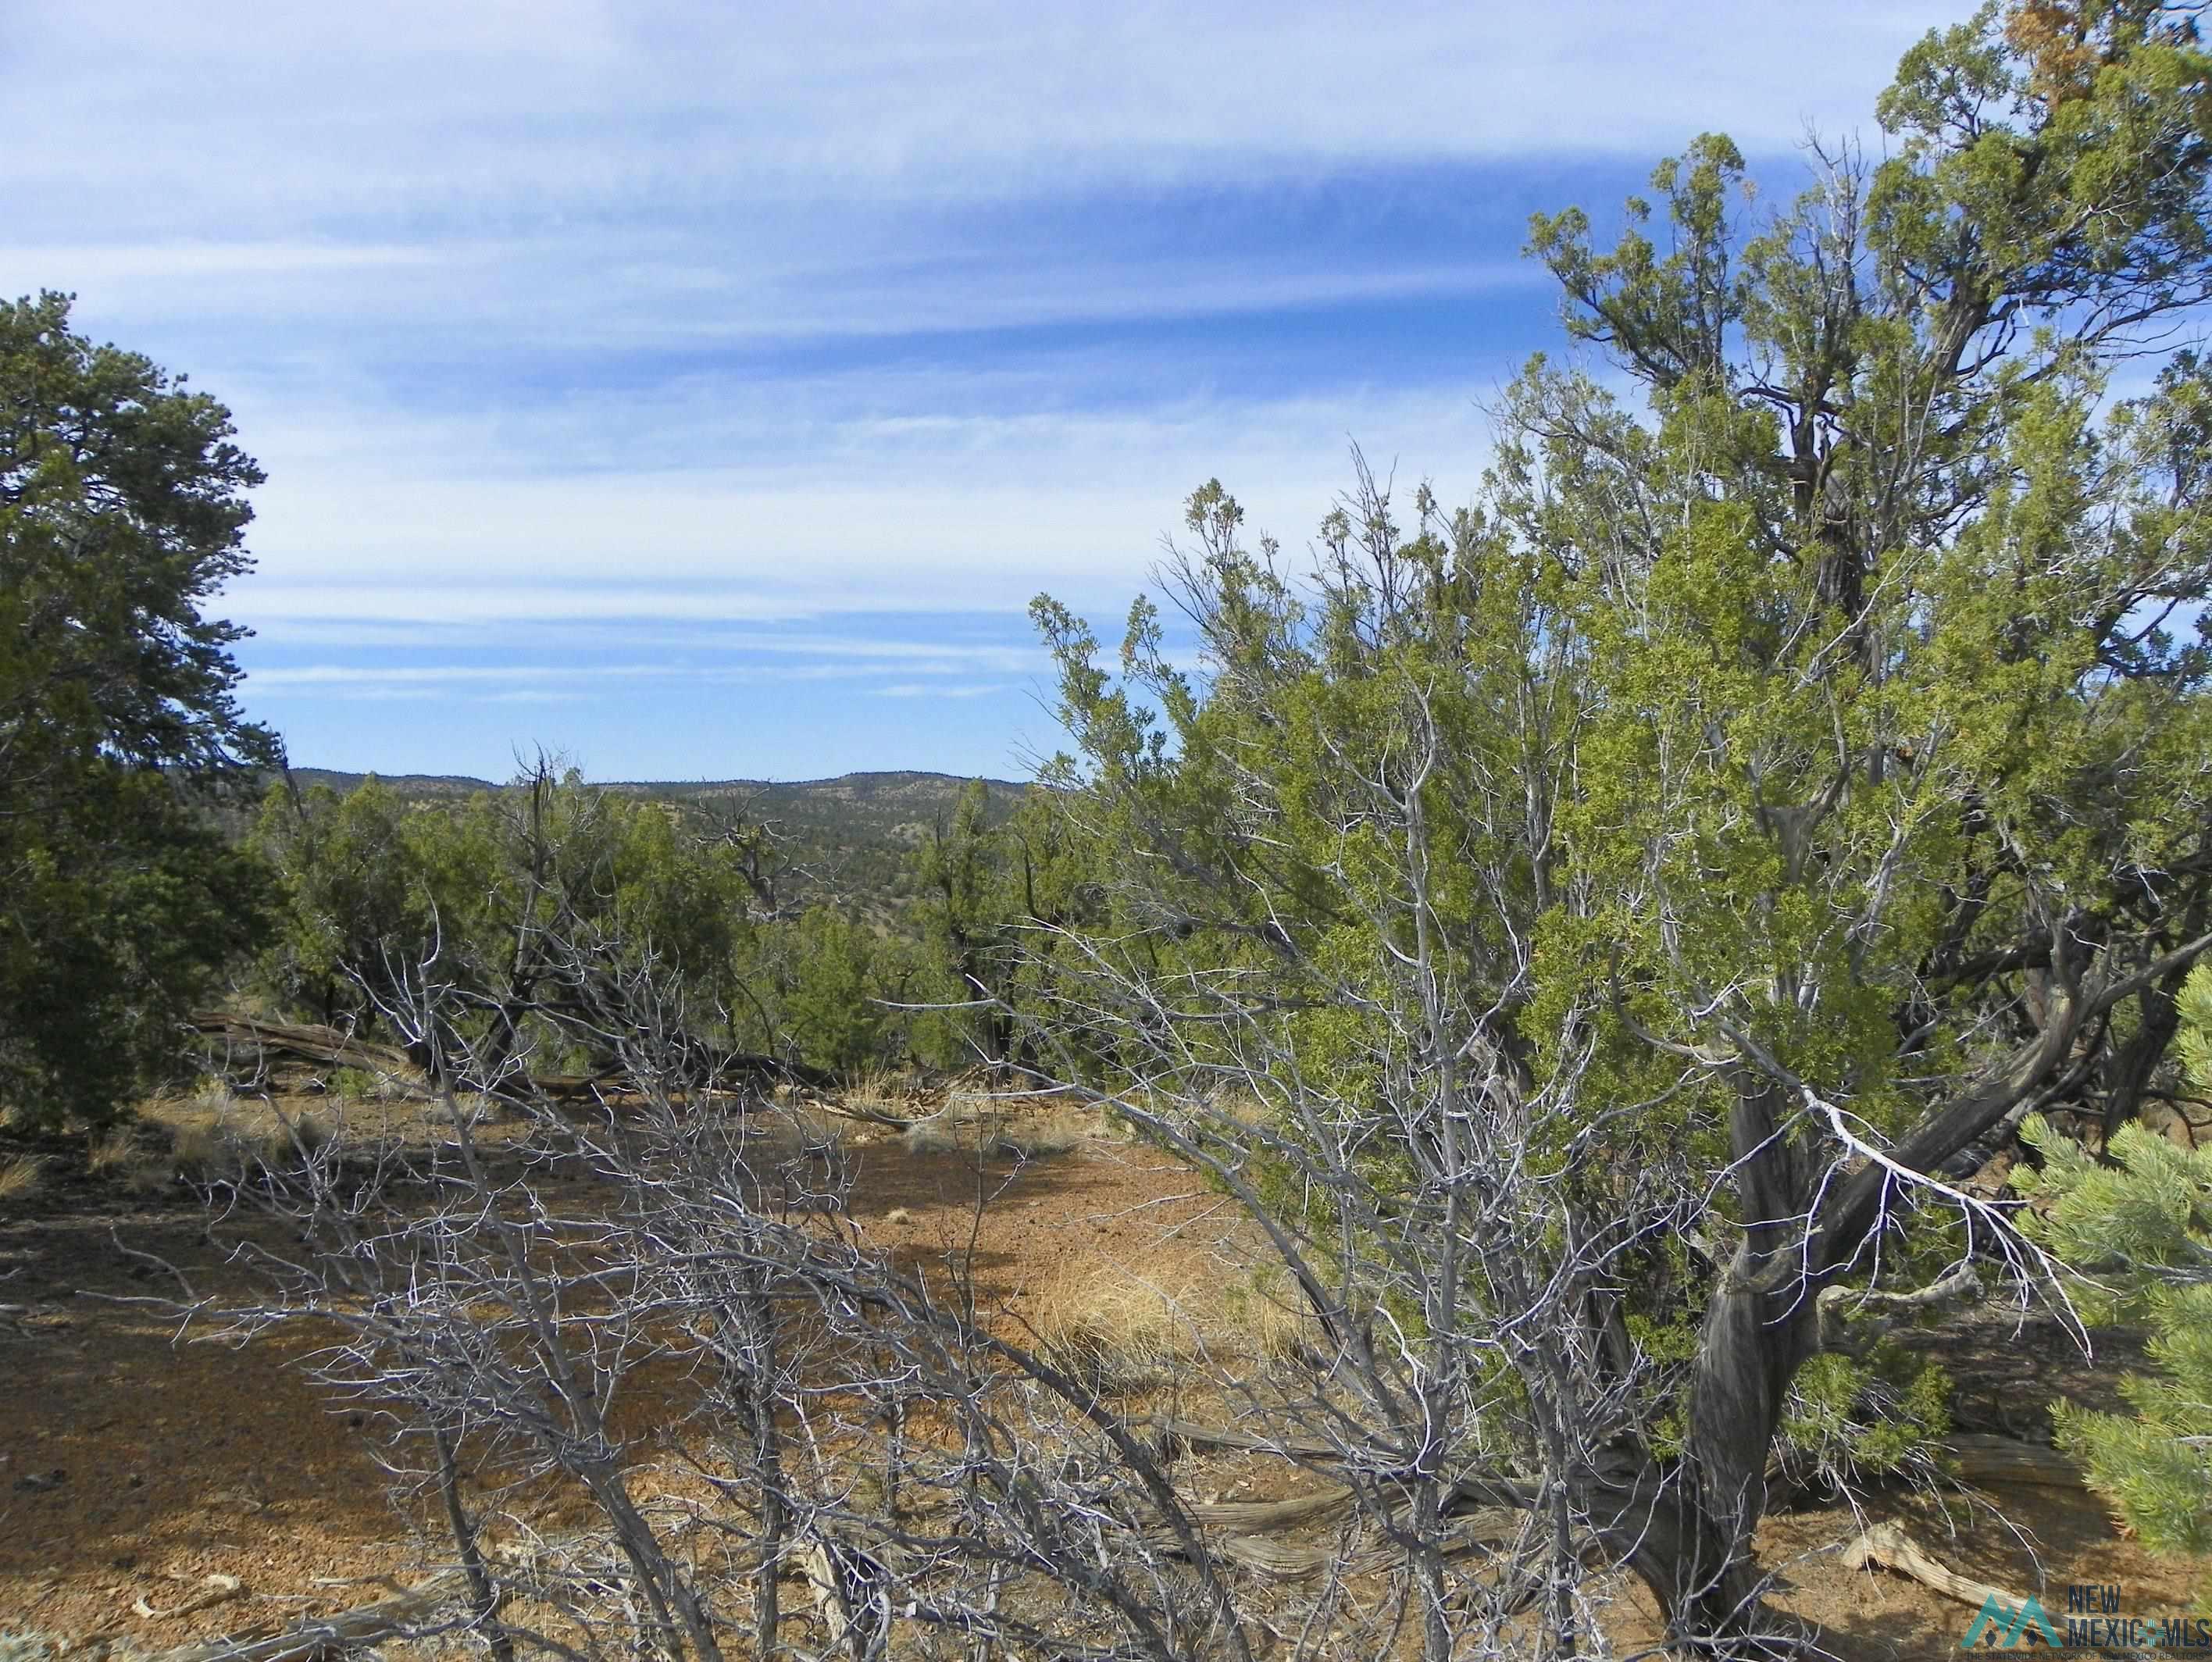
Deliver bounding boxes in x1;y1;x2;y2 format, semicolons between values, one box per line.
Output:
1185;1486;1356;1534
1131;1485;1361;1560
1216;1535;1345;1580
1215;1507;1528;1582
141;1565;469;1662
1151;1479;1533;1583
190;1012;418;1082
1842;1519;2030;1613
1946;1433;2084;1490
188;1011;827;1107
1138;1415;1390;1463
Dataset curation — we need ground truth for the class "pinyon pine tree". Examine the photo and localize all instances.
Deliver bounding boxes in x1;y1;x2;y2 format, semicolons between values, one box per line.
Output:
2014;965;2212;1572
0;291;276;1125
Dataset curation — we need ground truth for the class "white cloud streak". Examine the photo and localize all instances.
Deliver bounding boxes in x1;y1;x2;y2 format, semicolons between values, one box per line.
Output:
6;2;1968;236
245;644;1048;691
878;682;1017;700
226;383;1500;629
3;0;1982;774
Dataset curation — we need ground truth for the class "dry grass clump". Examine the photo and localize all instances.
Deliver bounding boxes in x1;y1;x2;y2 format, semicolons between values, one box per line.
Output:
168;1117;223;1176
1028;1259;1202;1392
1218;1263;1315;1364
900;1109;967;1156
902;1097;1097;1160
753;1100;846;1157
160;1104;340;1182
86;1124;141;1174
0;1155;41;1204
80;1121;179;1195
187;1073;244;1116
259;1111;333;1171
150;1073;252;1175
842;1063;928;1122
997;1104;1094;1157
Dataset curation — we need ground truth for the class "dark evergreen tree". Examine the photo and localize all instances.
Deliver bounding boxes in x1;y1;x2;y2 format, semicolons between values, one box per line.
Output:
0;291;277;1125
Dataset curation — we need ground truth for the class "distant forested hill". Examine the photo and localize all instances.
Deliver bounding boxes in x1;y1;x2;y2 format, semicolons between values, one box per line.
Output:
278;768;1030;917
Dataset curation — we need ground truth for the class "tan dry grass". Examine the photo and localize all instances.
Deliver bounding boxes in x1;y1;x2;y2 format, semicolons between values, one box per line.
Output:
80;1122;176;1196
899;1110;966;1156
86;1124;139;1174
901;1097;1097;1159
187;1073;243;1116
259;1111;333;1170
168;1117;223;1177
154;1078;263;1179
841;1063;929;1122
1217;1263;1315;1364
0;1154;41;1203
147;1074;259;1143
753;1100;846;1156
1026;1258;1203;1392
997;1104;1093;1157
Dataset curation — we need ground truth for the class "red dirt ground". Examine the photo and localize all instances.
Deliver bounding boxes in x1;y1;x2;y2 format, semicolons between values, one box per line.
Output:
2;1110;2202;1660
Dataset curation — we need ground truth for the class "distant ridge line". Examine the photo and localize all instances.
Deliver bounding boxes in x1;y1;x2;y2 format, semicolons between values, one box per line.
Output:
282;766;1030;793
262;766;1032;918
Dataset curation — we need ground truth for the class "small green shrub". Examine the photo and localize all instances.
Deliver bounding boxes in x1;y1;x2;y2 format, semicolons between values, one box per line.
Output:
1776;1343;1953;1495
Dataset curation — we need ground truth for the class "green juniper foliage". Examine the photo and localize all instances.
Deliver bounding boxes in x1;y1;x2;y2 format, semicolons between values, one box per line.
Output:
252;765;1086;1079
254;765;765;1068
0;292;276;1126
1019;2;2212;1643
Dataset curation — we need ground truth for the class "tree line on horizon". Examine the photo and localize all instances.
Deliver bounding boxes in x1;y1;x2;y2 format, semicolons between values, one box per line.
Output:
247;759;1077;1082
7;2;2212;1651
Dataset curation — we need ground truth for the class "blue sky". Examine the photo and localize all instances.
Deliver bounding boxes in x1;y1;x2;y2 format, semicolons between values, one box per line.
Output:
4;1;1972;783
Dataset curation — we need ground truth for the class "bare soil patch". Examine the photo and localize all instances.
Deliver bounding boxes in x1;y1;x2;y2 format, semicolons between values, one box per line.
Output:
1;1101;2203;1658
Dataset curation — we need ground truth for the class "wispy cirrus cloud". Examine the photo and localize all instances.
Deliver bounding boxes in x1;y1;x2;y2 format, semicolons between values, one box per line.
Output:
6;2;1959;230
3;0;1978;779
878;683;1017;701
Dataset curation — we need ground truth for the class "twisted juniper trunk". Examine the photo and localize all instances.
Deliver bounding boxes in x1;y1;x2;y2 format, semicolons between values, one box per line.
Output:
1593;942;2189;1653
1587;1072;1825;1652
1678;1250;1823;1639
1685;1068;1823;1635
1578;1246;1822;1653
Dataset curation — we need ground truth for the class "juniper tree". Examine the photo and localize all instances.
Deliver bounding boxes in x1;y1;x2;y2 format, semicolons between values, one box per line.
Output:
1021;4;2212;1650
